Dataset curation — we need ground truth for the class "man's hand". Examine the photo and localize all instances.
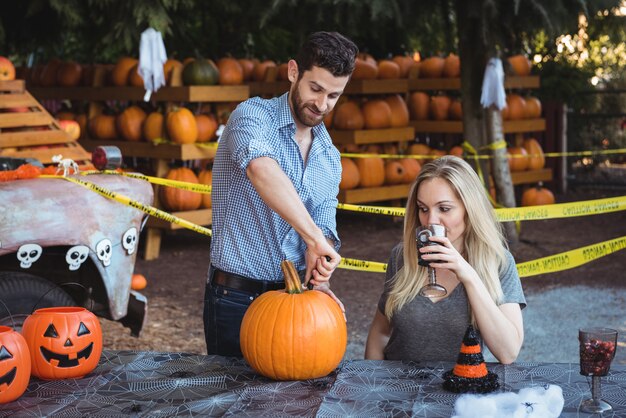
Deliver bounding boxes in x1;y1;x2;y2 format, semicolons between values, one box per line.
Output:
304;238;340;287
309;282;346;321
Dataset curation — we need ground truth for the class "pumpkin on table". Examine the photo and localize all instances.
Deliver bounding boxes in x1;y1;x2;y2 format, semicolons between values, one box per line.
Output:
21;307;102;380
117;105;147;142
182;59;220;86
240;260;347;381
197;168;213;208
523;137;545;170
339;157;360;190
0;326;30;404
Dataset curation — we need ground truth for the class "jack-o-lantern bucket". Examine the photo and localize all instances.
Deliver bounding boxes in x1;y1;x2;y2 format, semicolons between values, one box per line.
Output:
0;326;31;403
22;307;102;380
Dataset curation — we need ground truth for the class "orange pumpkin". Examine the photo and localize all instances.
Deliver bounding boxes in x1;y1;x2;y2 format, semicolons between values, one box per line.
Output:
409;92;430;120
252;60;276;82
143;112;165;141
277;62;289;81
351;57;378;80
111;57;138;86
507;147;530;171
0;56;16;81
127;63;144;87
237;58;257;82
160;167;202;211
384;160;406;185
508;54;532;76
523;96;542;119
430;95;452;120
39;58;62;87
195;114;219;142
419;56;445;78
217;57;244;85
0;326;30;403
131;274;148;290
392;55;416;78
332;101;364;130
448;145;464;157
116;106;147;142
503;94;526;120
399;158;421;183
407;143;432;158
56;61;83;87
355;157;385;187
449;99;463;120
89;114;118;140
339;158;360;190
166;107;198;144
442;53;460;78
163;59;183;85
240;260;346;380
385;94;409;127
197;168;213;208
521;183;555;206
21;307;103;380
362;99;392;129
523;137;545;170
377;60;401;79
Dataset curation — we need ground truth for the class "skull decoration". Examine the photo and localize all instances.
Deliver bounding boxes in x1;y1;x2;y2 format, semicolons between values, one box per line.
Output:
95;239;112;267
21;307;103;380
65;245;90;271
121;227;138;255
17;244;42;269
0;326;31;404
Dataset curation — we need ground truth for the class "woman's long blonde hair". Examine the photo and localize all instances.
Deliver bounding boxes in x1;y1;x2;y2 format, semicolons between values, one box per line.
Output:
384;156;507;318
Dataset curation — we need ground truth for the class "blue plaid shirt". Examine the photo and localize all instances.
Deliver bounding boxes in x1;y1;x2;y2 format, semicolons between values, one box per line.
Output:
210;93;341;281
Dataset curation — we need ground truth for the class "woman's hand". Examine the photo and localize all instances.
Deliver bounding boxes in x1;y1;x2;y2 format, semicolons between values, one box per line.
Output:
418;236;478;284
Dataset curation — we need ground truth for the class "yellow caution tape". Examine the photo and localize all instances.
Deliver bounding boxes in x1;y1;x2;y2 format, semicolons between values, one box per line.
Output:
516;235;626;277
82;170;211;194
339;257;387;273
338;195;626;222
41;175;213;237
337;234;626;276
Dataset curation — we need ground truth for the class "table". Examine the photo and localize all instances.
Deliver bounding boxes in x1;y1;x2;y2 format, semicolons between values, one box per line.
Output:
2;350;625;417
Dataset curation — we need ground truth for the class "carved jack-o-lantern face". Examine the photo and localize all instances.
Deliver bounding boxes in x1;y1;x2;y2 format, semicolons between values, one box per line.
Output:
22;307;103;380
0;326;31;404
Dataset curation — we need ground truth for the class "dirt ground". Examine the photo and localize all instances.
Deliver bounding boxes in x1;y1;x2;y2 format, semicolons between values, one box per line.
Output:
100;185;626;364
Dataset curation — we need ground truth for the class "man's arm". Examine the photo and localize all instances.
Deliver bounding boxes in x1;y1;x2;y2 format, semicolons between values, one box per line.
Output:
246;156;341;284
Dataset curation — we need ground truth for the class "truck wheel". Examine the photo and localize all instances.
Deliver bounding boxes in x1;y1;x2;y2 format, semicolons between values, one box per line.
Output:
0;271;75;330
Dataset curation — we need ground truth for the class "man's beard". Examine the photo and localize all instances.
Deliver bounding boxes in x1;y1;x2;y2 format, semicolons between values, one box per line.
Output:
291;82;326;127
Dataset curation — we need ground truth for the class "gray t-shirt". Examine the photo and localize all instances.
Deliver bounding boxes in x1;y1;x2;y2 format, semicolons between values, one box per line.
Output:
378;243;526;362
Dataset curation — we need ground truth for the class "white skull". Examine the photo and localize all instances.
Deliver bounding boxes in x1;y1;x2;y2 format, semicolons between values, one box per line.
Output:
66;245;90;271
95;238;113;267
122;227;138;255
17;243;42;268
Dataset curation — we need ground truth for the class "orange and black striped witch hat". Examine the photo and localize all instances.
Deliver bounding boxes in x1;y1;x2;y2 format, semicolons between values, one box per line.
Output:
443;325;499;393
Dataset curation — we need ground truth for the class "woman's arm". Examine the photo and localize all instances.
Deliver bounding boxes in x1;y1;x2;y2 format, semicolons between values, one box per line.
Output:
421;238;524;364
365;310;392;360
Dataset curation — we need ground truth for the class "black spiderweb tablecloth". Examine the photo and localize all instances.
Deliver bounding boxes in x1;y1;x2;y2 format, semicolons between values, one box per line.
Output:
1;350;626;417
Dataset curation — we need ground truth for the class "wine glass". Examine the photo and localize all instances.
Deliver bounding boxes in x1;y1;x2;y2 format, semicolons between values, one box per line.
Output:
579;327;618;413
416;224;447;298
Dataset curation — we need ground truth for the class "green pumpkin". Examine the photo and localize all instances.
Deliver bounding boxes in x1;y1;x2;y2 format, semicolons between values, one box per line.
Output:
182;59;220;86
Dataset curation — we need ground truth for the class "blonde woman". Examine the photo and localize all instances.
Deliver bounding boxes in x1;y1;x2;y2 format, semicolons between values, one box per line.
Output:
365;156;525;364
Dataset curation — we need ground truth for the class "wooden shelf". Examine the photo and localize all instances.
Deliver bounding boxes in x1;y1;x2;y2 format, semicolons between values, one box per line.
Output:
79;138;218;160
147;208;212;230
338;183;412;204
408;75;540;91
329;127;415;145
510;168;552;185
30;85;249;102
249;78;410;97
410;118;545;134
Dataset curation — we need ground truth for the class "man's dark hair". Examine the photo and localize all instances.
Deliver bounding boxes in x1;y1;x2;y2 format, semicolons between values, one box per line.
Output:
295;31;358;79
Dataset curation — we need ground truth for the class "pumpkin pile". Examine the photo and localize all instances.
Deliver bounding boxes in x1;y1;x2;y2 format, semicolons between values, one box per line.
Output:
240;260;347;381
329;94;410;130
159;166;213;212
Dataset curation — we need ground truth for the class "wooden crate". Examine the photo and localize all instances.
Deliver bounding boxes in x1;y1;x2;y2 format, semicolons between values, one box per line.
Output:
0;80;91;165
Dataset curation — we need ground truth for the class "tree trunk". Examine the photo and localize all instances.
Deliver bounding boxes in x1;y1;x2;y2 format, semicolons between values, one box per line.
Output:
456;0;519;244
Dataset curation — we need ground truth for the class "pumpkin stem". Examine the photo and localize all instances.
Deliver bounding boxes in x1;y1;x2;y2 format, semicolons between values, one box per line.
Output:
281;260;303;294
